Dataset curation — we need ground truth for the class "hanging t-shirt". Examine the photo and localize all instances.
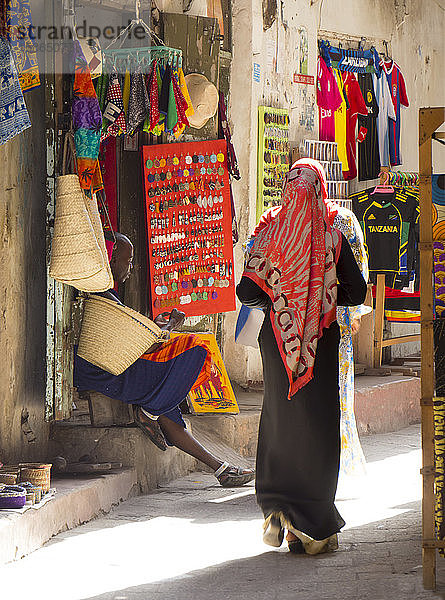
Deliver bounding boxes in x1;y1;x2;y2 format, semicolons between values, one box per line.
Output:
381;59;409;166
351;187;419;288
372;73;395;167
334;69;349;172
358;73;380;181
317;56;342;142
341;71;367;181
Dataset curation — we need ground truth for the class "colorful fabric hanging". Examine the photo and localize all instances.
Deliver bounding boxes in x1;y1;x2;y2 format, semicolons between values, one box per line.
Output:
6;0;40;91
72;95;102;130
159;63;172;117
72;40;103;195
218;91;241;181
147;61;160;131
217;91;240;243
127;65;149;135
172;72;189;127
122;69;131;116
98;137;118;231
172;68;193;139
166;73;178;132
95;72;109;113
178;67;194;119
0;36;31;145
102;71;127;139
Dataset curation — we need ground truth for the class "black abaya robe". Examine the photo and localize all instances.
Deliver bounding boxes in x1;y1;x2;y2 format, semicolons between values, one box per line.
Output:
236;233;367;540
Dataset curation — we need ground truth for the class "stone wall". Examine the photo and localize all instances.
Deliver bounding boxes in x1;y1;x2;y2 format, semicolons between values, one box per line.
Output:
0;85;48;462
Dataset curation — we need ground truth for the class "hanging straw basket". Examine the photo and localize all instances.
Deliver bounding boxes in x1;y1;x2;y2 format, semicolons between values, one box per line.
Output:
77;295;167;376
19;464;52;493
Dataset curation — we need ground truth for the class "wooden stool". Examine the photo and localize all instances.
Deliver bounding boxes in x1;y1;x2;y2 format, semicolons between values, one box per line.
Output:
81;391;134;427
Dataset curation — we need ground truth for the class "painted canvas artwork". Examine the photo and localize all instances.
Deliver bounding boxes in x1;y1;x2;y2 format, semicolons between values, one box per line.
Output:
172;332;239;415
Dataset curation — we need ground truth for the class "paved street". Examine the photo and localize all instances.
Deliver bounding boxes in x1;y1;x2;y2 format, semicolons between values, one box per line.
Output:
1;424;445;600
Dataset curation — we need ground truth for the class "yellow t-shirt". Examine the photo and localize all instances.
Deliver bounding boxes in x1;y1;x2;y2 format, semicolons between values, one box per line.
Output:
334;69;349;172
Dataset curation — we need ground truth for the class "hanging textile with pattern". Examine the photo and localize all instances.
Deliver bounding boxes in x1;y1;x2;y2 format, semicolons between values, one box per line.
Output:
6;0;40;91
0;36;31;145
72;40;103;195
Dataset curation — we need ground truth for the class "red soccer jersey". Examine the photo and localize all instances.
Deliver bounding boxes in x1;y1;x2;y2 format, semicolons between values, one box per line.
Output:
317;56;342;142
341;71;368;181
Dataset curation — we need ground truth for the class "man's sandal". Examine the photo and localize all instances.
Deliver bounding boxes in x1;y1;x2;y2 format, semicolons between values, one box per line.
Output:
133;406;167;451
214;461;255;488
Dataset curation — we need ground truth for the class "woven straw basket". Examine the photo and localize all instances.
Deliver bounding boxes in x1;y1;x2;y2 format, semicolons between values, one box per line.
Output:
77;295;166;375
49;174;113;292
0;473;18;485
19;464;52;493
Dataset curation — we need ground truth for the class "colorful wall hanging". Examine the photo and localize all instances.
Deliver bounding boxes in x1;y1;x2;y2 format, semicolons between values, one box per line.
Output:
143;139;236;319
72;40;103;196
0;36;31;145
257;106;290;221
172;332;239;415
6;0;40;92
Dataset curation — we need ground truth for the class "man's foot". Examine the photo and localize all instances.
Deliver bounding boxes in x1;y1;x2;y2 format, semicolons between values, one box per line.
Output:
214;461;255;487
133;406;167;451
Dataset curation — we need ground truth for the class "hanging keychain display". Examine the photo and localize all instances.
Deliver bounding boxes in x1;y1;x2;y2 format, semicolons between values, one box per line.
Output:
257;106;290;221
143;140;236;318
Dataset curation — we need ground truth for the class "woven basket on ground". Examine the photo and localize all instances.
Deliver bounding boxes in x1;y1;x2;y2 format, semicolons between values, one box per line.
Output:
77;295;166;376
19;464;52;493
0;473;18;485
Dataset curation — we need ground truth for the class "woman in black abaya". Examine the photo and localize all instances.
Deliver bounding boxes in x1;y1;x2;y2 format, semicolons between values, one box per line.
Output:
236;159;366;554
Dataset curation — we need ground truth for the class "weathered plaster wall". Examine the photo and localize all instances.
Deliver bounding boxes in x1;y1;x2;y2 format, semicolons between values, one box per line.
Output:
225;0;445;384
0;86;48;463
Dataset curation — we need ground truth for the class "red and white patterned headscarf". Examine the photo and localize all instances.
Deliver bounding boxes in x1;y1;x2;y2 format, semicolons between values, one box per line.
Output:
242;158;341;398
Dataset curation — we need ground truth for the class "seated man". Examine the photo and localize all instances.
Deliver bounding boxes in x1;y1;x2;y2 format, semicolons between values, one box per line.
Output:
74;232;254;488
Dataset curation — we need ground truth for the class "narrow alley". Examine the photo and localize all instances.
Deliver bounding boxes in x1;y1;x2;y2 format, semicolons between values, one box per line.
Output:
1;424;444;600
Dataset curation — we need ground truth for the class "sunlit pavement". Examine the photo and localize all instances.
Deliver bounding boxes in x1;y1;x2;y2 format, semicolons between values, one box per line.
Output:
1;424;445;600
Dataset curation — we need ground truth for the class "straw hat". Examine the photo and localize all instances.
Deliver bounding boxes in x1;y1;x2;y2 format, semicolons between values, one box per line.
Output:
185;73;219;129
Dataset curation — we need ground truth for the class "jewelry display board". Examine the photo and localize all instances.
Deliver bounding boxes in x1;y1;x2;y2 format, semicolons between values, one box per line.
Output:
143;140;236;319
257;106;290;221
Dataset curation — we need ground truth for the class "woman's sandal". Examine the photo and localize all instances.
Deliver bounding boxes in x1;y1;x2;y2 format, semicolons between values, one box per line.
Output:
286;531;304;554
133;406;167;451
263;512;284;547
214;461;255;488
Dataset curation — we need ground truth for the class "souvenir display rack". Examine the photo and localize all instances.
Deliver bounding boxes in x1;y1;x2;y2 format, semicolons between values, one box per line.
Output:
143;140;236;319
302;139;350;209
257;106;290;221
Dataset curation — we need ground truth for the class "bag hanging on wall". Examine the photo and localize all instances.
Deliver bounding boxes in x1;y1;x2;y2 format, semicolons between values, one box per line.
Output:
49;133;114;292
